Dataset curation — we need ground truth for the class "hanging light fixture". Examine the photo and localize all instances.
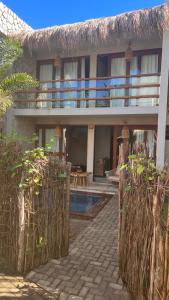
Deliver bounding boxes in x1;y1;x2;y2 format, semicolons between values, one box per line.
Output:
54;55;62;68
125;41;133;62
55;126;62;137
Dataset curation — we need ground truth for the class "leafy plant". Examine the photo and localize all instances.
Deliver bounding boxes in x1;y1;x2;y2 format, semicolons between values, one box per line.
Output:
0;37;23;80
0;37;38;119
120;155;166;191
13;147;47;192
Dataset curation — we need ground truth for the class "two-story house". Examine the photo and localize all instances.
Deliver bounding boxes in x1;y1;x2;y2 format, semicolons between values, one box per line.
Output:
2;2;169;181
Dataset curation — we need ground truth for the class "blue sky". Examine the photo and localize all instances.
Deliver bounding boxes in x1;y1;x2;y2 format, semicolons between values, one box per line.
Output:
2;0;164;29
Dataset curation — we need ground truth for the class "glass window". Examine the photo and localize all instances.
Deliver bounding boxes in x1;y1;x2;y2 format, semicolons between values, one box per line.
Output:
131;129;156;158
53;66;61;108
37;128;60;153
139;55;159;106
129;54;159;107
45;129;60;152
129;57;139;106
38;64;53;108
130;57;138;76
63;61;78;108
110;57;126;107
141;54;158;74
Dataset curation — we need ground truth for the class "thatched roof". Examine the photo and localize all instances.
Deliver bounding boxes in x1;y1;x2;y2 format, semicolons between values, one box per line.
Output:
15;4;169;55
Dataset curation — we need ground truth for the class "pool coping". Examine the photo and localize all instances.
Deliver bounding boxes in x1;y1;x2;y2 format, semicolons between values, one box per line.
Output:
70;187;117;196
70;192;112;220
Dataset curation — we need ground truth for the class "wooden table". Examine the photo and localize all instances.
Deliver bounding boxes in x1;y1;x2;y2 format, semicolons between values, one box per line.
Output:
71;172;88;187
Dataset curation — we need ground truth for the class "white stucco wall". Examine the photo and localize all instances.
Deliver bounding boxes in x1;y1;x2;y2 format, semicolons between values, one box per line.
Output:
157;30;169;168
87;125;95;178
0;2;32;35
35;37;162;61
28;115;158;126
4;108;35;147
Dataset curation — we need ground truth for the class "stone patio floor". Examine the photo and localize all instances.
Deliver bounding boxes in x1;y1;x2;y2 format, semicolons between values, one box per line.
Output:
26;196;131;300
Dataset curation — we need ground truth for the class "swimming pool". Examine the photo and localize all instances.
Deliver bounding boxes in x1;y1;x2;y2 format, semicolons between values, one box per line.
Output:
70;192;109;219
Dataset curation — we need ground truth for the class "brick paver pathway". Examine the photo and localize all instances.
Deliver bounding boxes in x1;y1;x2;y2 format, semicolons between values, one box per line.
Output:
27;197;131;300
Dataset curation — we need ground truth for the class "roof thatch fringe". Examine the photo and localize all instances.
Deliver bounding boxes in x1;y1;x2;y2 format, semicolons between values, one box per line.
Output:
14;4;169;54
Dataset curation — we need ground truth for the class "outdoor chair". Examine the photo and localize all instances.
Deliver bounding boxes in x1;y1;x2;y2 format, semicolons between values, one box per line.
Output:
105;168;120;185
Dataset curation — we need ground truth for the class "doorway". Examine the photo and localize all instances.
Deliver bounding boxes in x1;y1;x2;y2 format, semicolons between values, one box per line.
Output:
36;125;88;167
94;126;113;181
66;126;88;171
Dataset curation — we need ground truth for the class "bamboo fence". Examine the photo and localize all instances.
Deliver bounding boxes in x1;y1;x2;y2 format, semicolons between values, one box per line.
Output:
119;156;169;300
0;141;70;274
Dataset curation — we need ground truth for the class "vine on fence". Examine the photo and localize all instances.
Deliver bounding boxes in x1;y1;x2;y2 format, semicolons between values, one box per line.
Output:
0;136;70;273
12;148;47;194
119;154;169;300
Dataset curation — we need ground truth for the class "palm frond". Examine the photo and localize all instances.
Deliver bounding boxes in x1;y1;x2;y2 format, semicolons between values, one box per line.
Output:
0;38;23;80
0;37;23;66
0;89;11;119
0;73;38;94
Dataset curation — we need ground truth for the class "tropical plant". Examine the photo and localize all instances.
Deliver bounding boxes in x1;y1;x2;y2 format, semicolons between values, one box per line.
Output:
0;37;38;118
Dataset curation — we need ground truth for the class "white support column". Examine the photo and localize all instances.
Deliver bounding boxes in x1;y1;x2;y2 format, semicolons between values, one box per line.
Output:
157;30;169;168
157;31;169;167
87;125;95;181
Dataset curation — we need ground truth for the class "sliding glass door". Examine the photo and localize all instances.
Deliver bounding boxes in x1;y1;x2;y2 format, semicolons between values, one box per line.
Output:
63;61;78;108
39;64;53;108
130;129;156;158
129;54;159;106
113;126;157;168
97;50;161;108
110;57;126;107
37;128;60;153
37;57;89;109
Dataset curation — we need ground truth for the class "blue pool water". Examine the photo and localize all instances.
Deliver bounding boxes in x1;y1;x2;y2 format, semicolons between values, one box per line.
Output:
70;192;102;214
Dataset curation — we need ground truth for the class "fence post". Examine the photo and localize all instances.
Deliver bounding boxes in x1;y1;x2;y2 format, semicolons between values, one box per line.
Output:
149;177;162;300
64;163;71;255
119;142;128;255
163;193;169;299
17;174;25;273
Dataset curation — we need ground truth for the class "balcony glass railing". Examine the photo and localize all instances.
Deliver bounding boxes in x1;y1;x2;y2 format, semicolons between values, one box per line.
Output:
14;73;160;109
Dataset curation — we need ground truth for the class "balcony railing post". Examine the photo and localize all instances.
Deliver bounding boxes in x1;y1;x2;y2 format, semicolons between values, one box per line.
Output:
14;73;160;109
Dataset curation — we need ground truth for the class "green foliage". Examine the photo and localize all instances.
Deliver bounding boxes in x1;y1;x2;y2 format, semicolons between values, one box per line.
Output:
0;135;47;195
120;155;166;192
0;37;38;119
0;131;38;147
46;137;55;152
1;73;38;93
0;37;23;80
0;89;11;118
13;148;47;192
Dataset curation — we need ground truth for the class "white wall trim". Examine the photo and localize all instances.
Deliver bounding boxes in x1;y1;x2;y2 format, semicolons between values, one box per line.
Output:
14;106;159;117
87;125;95;180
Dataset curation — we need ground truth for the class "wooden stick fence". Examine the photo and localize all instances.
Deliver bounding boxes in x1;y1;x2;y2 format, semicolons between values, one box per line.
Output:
119;150;169;300
0;141;70;274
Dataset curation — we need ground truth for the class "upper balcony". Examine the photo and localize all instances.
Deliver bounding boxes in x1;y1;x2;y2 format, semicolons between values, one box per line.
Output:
14;73;160;116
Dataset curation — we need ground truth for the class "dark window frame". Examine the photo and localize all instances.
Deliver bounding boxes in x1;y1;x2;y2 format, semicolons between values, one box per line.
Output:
97;48;162;77
36;56;90;81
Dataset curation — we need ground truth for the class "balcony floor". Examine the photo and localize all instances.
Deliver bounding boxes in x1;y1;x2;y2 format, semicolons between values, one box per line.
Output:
13;106;159;117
